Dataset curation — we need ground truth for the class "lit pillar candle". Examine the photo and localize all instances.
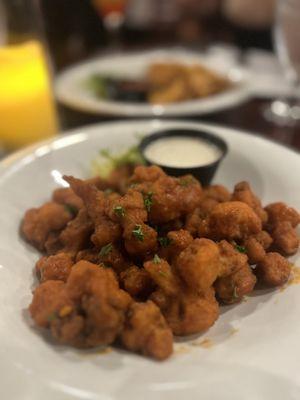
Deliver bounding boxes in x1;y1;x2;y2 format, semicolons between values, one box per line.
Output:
0;40;58;150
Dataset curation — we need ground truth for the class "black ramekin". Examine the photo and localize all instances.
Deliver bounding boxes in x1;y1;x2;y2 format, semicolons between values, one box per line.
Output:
139;128;228;186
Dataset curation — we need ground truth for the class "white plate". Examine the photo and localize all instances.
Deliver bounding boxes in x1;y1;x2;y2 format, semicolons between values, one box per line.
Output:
55;49;250;117
0;120;299;400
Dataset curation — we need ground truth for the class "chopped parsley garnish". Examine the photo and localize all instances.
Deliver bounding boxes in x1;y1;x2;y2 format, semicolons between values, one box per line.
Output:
99;243;113;257
64;204;78;217
158;237;172;247
132;225;144;241
178;176;195;187
102;262;112;268
158;270;167;278
143;192;153;212
153;254;161;264
114;205;125;217
233;286;239;299
47;312;58;322
235;245;246;254
104;188;113;196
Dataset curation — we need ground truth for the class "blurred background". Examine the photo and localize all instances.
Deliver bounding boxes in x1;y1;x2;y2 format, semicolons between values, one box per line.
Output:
0;0;300;153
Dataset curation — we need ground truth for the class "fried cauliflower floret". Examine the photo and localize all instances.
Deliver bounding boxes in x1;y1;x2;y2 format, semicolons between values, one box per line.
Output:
218;240;249;277
158;229;193;262
176;238;220;292
63;261;131;347
203;184;231;202
121;300;173;360
255;252;291;287
215;263;256;304
145;258;219;335
46;206;93;256
199;201;262;241
131;167;202;224
120;266;154;299
29;280;74;328
232;181;267;223
243;237;266;265
52;187;84;211
108;188;158;256
21;202;73;251
264;202;299;255
53;208;93;254
76;245;129;274
185;208;203;237
36;253;74;282
265;202;300;228
152;287;219;336
271;222;299;255
64;176;122;248
130;165;166;183
144;258;180;297
30;261;132;348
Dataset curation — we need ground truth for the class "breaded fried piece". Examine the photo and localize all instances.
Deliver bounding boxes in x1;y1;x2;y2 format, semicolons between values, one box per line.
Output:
158;229;193;263
232;181;267;223
145;258;219;336
203;184;231;203
52;187;84;211
121;300;173;360
255;252;291;287
215;240;256;303
120;266;154;299
36;253;74;282
131;166;202;224
271;222;299;255
218;240;249;277
29;280;74;328
199;201;262;241
31;261;132;348
21;202;73;251
59;208;94;253
265;202;300;228
151;286;219;336
176;238;220;293
64;176;122;248
265;203;300;255
215;263;256;304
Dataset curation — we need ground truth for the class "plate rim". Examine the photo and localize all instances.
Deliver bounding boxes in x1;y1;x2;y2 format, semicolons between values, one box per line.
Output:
54;48;251;117
1;119;299;175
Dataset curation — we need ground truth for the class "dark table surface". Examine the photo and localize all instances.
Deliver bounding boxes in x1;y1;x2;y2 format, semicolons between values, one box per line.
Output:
58;97;300;152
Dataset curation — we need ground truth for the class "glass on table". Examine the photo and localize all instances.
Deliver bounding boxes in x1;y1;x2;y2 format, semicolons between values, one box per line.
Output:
92;0;128;46
0;0;59;152
264;0;300;125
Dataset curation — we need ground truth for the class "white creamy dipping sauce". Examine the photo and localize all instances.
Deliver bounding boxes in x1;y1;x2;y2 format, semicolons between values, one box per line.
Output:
144;136;222;168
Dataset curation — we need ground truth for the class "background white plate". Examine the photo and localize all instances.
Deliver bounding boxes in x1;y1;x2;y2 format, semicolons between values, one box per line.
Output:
0;120;299;400
55;49;249;116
